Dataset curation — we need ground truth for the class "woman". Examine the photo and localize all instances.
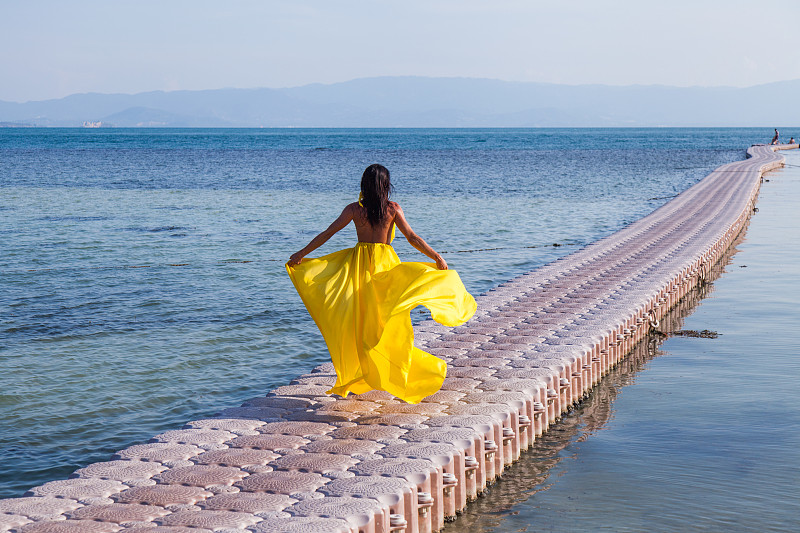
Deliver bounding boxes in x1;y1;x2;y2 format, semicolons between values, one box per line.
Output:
286;164;476;403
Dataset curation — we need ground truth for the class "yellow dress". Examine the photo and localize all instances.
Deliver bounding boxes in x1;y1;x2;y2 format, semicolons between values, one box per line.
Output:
286;226;476;404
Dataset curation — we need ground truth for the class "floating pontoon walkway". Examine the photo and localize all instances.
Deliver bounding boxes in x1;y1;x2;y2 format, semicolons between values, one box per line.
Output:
1;144;796;533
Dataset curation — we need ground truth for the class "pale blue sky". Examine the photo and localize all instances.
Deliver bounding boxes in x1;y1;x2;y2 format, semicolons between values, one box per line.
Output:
2;0;799;102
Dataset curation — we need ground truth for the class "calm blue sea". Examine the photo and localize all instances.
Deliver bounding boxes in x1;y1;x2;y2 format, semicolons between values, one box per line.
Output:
0;128;778;502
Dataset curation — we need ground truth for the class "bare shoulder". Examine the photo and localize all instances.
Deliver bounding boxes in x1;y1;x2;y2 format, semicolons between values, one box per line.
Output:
389;201;403;214
334;202;358;222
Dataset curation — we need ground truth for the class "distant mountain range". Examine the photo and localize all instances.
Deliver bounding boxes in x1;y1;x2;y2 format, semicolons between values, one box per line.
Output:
1;76;799;127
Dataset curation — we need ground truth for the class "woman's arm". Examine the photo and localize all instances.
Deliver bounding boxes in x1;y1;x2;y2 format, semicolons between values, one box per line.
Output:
287;204;355;266
393;203;448;270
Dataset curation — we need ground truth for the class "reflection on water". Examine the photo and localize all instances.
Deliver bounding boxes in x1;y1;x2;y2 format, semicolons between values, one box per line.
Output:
444;225;736;533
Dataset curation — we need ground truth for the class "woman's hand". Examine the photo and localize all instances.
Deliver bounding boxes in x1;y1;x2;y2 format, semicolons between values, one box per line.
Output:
435;254;448;270
287;252;304;267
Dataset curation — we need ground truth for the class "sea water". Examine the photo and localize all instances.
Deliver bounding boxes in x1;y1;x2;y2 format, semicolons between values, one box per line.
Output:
0;127;781;503
443;148;800;532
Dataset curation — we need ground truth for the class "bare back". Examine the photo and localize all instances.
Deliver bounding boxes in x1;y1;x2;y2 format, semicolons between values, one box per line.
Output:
288;199;448;270
352;201;397;244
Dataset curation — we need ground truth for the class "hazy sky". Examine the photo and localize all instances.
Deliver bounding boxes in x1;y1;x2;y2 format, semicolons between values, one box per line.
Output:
2;0;799;102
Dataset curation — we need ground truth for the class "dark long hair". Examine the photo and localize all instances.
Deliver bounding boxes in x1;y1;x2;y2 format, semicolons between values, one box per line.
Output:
360;164;393;227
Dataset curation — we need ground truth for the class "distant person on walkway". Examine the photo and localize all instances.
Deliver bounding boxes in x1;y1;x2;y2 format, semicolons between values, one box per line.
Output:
771;129;779;145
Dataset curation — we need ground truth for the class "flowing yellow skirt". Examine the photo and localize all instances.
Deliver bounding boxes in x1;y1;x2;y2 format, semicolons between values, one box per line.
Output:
286;243;476;404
